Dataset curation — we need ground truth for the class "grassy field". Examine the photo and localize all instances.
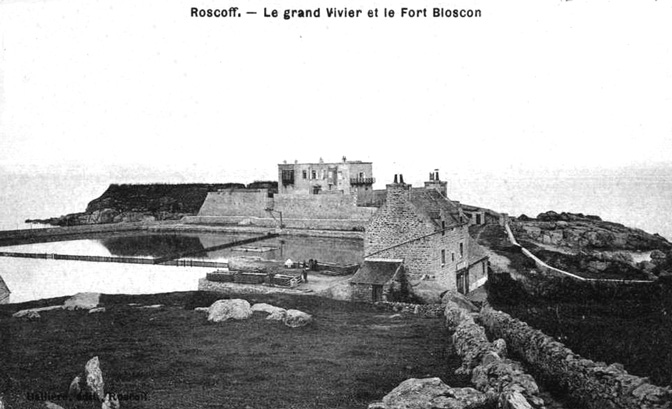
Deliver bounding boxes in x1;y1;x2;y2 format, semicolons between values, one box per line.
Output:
474;224;672;387
488;275;672;388
0;291;464;409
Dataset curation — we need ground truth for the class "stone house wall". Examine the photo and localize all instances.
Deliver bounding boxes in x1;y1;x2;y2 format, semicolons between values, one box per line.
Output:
467;259;488;292
364;183;472;290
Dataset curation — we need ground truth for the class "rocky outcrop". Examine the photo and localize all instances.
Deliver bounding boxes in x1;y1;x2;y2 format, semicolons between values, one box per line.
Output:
480;305;672;409
26;182;276;226
369;377;488;409
513;211;671;252
207;299;253;322
282;309;313;328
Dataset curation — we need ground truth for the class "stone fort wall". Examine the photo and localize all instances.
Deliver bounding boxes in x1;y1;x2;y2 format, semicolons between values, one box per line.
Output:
195;189;376;230
198;190;272;218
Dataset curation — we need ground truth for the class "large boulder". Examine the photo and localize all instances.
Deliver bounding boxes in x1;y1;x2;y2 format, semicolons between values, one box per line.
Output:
64;293;101;310
251;303;286;315
207;299;252;322
282;309;313;328
266;310;287;321
376;377;488;409
85;356;105;400
441;291;478;313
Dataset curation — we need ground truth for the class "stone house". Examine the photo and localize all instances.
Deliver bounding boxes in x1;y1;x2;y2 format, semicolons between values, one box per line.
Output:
0;275;10;304
363;173;488;295
350;259;404;302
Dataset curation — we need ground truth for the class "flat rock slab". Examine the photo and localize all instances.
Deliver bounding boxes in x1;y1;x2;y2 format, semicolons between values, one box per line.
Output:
12;305;63;318
378;377;488;409
64;292;101;310
251;303;286;315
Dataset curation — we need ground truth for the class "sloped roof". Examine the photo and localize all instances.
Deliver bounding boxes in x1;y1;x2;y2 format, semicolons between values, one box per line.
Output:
467;237;488;265
409;188;464;227
0;275;10;300
351;260;402;285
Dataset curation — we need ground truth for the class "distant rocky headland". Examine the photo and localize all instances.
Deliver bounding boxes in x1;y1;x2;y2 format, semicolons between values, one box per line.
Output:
514;211;671;251
26;182;277;226
512;211;672;279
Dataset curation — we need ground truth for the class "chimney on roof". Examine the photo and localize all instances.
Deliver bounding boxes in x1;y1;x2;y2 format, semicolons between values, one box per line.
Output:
425;169;448;197
386;173;411;208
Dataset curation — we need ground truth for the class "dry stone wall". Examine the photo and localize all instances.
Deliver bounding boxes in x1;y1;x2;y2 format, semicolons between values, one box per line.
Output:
445;301;547;409
480;305;672;409
374;301;444;317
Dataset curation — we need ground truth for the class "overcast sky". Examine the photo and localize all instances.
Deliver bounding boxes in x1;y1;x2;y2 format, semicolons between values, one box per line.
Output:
1;0;671;186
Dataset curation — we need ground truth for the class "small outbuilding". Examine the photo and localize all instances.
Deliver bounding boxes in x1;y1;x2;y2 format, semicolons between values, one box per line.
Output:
350;259;404;302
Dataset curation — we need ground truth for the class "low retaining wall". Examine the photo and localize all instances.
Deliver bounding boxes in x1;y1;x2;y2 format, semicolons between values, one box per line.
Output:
197;278;313;296
152;223;365;239
480;305;672;409
374;301;444;317
182;215;368;231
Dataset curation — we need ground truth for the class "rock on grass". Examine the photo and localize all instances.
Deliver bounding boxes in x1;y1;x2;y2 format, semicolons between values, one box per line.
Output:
207;299;252;322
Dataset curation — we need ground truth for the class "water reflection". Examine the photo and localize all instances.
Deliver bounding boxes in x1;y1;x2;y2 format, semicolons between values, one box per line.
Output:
0;233;364;303
1;233;364;265
0;258;208;303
